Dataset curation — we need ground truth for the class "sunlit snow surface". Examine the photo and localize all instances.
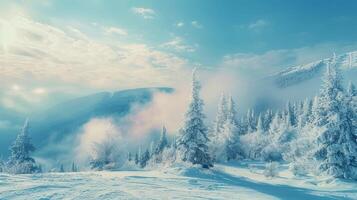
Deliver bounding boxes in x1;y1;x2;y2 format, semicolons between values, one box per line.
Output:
0;162;356;200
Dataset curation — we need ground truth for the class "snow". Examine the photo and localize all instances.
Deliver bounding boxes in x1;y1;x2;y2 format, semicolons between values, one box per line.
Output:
268;51;357;88
1;162;356;200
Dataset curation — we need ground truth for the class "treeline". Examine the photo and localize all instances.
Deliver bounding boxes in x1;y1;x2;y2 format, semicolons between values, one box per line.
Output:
1;56;356;180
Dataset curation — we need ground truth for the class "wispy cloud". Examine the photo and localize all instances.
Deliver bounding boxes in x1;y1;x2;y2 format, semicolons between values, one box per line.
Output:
161;36;197;53
175;22;184;28
131;7;156;19
0;15;189;91
248;19;269;31
191;21;203;29
105;26;128;36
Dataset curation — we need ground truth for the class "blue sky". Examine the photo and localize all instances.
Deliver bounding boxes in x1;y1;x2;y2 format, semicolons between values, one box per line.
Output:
19;0;357;64
0;0;357;112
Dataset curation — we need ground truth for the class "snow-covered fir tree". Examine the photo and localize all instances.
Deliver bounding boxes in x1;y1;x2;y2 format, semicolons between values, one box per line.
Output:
212;93;228;139
140;149;150;168
298;98;313;129
71;162;77;172
285;101;297;127
246;109;257;133
154;126;169;155
134;152;139;165
0;157;4;173
210;93;228;161
149;141;155;157
60;164;64;172
256;113;265;133
223;95;242;161
89;138;117;170
176;68;213;168
127;152;132;162
313;60;357;179
7;119;38;174
347;82;357;135
263;109;274;132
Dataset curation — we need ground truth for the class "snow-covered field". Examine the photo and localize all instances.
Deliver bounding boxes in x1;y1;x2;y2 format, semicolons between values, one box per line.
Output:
0;162;356;200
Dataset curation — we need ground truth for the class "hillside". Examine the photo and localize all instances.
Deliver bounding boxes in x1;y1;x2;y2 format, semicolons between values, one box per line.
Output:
0;87;173;157
267;51;357;88
0;162;355;200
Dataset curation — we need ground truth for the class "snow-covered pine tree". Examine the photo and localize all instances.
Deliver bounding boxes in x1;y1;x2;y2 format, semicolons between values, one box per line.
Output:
298;98;313;128
264;110;296;161
7;119;38;174
140;149;150;168
134;152;139;165
268;112;283;136
223;95;242;161
60;164;64;172
212;93;228;139
210;93;228;161
313;60;357;179
285;101;297;127
310;96;319;124
37;164;42;173
246;109;257;133
71;162;77;172
154;126;169;155
347;82;356;99
0;157;4;173
127;152;132;162
347;82;357;136
149;141;155;157
256;113;265;133
89;138;117;170
263;109;274;132
176;68;213;168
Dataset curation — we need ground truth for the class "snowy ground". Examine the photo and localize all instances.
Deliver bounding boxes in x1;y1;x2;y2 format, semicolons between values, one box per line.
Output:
0;162;356;200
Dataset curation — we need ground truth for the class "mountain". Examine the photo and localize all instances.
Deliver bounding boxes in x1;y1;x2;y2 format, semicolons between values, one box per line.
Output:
267;51;357;88
0;87;173;157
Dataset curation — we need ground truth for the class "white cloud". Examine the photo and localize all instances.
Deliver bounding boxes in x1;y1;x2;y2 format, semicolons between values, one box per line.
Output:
161;36;197;53
248;19;269;31
0;15;188;91
175;22;184;28
131;7;156;19
0;14;193;112
105;26;128;36
191;21;203;29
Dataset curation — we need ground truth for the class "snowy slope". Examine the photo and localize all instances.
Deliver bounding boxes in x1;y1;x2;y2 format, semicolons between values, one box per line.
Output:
0;162;356;200
268;51;357;88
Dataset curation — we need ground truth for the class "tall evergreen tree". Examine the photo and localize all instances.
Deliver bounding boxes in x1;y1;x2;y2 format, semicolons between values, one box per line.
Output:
298;98;313;128
176;68;213;168
212;93;228;138
246;109;257;133
140;149;150;168
59;164;64;172
127;152;132;162
7;119;38;174
256;113;264;133
224;95;241;161
134;152;139;165
155;126;169;155
347;82;357;136
149;141;155;157
313;60;357;179
71;162;77;172
285;101;297;126
263;109;273;132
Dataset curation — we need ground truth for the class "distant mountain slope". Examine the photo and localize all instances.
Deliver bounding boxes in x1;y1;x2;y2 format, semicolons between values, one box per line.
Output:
268;51;357;88
0;87;173;156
